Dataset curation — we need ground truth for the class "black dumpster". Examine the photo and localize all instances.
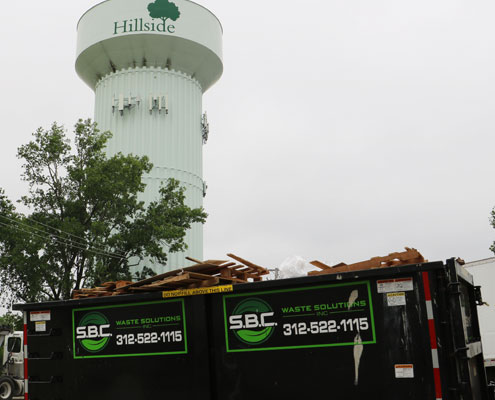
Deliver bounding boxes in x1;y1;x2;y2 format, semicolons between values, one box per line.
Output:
17;296;212;400
15;258;491;400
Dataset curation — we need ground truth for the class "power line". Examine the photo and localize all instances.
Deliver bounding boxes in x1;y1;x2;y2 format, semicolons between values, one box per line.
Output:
0;219;125;260
23;214;127;257
0;220;124;260
2;215;119;258
0;214;126;258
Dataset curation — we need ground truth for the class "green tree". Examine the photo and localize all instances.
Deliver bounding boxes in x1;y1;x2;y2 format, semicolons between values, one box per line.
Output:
147;0;181;25
491;209;495;254
0;120;206;304
0;312;22;332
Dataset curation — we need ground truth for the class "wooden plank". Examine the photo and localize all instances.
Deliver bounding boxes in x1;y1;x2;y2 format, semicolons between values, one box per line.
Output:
183;262;239;274
230;270;262;280
215;262;236;269
309;267;343;276
236;272;248;281
396;248;422;261
310;261;332;270
186;256;203;264
198;263;237;276
128;286;168;292
95;292;113;297
231;265;254;272
117;262;223;290
149;273;191;287
79;288;109;293
227;253;268;273
187;272;221;280
186;277;220;289
116;280;133;289
198;277;220;287
74;289;114;298
203;260;229;266
220;268;232;278
309;248;426;276
217;276;248;283
161;279;201;286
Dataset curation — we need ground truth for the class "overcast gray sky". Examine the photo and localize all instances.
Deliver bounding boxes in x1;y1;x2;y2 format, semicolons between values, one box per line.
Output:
1;0;495;280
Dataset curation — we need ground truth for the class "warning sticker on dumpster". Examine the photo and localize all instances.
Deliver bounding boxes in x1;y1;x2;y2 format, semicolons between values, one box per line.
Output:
30;310;51;322
395;364;414;378
377;278;413;293
386;292;406;306
162;285;233;298
223;281;376;352
35;321;46;332
72;299;187;359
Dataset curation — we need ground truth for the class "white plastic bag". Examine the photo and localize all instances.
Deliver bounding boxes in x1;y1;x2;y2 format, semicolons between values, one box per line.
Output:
275;255;315;279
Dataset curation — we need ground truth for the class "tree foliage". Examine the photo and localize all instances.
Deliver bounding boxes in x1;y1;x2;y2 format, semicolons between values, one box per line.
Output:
0;120;206;304
148;0;181;23
490;209;495;254
0;312;23;332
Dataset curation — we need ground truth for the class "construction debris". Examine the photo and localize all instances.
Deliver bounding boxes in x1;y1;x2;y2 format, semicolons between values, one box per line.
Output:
72;248;427;299
72;254;269;299
308;247;426;276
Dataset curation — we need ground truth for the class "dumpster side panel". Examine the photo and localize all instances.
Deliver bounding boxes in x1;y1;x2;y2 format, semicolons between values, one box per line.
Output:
208;272;436;399
26;295;211;400
26;307;69;400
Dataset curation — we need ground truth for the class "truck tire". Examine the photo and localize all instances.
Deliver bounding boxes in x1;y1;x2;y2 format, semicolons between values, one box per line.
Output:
0;376;14;400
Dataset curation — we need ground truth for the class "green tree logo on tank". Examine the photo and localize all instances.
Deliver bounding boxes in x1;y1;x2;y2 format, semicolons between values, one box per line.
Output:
75;312;112;353
113;0;180;35
229;298;276;345
148;0;180;24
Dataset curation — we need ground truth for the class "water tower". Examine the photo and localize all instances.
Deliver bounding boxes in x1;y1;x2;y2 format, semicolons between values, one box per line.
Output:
76;0;223;274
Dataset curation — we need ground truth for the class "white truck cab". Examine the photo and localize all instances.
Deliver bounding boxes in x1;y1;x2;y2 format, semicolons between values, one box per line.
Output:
0;328;24;400
465;257;495;383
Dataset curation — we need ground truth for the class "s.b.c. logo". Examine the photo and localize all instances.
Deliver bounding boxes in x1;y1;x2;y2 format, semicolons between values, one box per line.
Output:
228;298;276;345
75;312;112;353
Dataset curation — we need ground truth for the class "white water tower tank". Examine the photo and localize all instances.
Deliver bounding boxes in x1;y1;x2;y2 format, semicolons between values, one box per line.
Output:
76;0;223;274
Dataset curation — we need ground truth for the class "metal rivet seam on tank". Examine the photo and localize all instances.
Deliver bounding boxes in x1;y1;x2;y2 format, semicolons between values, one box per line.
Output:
95;67;202;92
144;179;204;192
95;74;203;91
154;167;203;179
146;168;205;187
151;168;204;186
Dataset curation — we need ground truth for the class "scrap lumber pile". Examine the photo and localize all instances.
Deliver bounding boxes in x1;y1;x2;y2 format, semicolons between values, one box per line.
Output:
308;247;426;276
72;253;269;299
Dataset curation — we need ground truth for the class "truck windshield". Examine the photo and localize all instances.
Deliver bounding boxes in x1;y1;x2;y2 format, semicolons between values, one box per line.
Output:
7;337;21;353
